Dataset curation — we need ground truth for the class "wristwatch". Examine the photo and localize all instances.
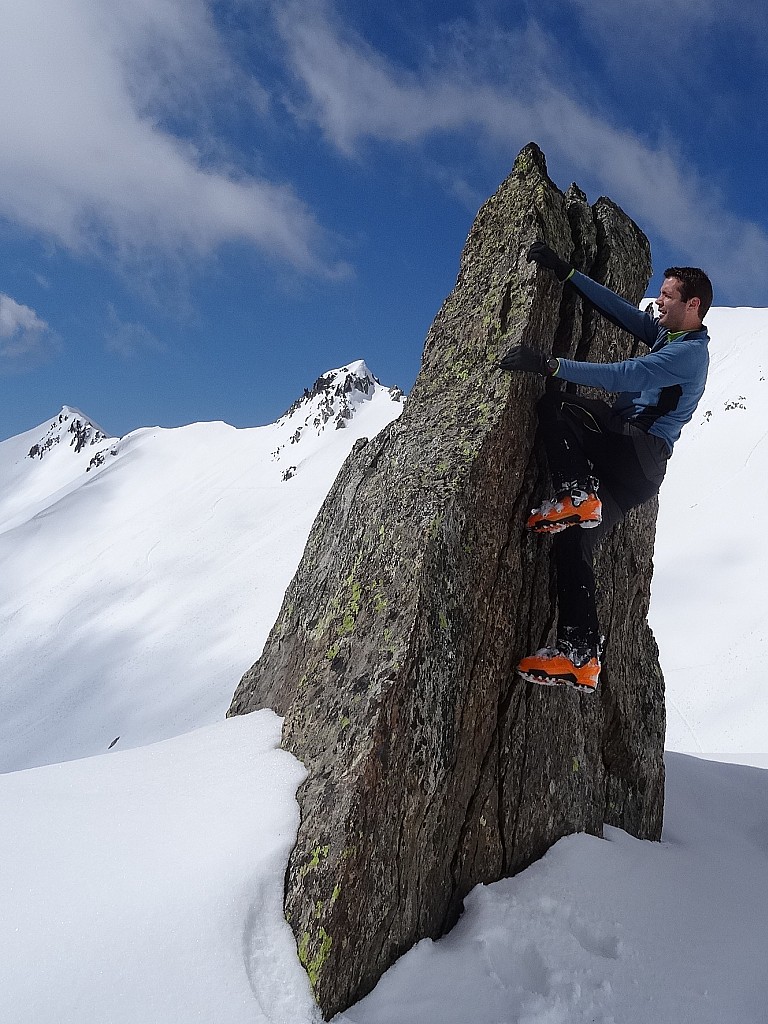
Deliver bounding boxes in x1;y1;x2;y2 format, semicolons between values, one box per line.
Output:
546;357;560;376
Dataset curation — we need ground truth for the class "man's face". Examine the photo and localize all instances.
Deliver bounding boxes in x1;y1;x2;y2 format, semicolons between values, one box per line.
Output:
656;277;699;331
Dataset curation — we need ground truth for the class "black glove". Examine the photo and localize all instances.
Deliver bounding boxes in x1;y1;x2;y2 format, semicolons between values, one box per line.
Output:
527;242;572;282
498;345;556;376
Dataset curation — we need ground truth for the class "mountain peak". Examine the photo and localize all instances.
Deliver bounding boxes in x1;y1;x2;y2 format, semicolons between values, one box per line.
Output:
277;361;404;436
27;407;112;461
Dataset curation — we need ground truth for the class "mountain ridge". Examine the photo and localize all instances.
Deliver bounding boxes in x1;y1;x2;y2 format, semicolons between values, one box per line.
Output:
0;360;404;773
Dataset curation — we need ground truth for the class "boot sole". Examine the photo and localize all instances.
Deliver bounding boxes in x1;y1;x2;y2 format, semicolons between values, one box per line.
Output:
518;668;598;693
528;516;602;534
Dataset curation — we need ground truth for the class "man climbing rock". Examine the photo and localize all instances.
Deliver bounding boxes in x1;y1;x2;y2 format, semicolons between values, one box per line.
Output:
499;242;713;692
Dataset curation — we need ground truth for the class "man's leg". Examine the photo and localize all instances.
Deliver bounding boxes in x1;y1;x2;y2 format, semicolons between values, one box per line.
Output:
517;516;604;691
553;525;600;646
534;389;611;492
518;390;667;691
526;391;611;533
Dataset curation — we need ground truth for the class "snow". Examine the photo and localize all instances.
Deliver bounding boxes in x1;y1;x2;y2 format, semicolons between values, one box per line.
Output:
650;307;768;757
2;732;765;1024
0;364;402;773
0;712;321;1024
337;753;768;1024
1;332;767;1024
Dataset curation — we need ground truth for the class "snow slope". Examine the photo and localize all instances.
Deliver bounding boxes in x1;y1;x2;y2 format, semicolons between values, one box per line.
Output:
1;713;321;1024
336;750;768;1024
0;362;403;773
1;325;767;1024
2;719;766;1024
650;307;768;756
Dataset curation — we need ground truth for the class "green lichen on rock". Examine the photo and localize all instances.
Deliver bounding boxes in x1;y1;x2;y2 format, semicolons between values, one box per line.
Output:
298;926;333;990
299;845;330;878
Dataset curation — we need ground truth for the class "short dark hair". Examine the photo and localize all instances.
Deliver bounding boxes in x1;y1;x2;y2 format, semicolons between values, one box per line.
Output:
663;266;713;320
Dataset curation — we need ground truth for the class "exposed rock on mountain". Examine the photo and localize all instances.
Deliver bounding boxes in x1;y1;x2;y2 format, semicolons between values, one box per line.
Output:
269;361;404;477
279;360;403;440
27;407;110;460
229;144;662;1018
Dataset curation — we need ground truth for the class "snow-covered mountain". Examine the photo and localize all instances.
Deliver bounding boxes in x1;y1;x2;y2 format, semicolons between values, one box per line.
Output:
1;331;767;1024
0;360;403;774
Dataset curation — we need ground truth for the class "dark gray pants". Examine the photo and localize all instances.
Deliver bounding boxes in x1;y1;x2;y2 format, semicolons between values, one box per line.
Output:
536;389;669;645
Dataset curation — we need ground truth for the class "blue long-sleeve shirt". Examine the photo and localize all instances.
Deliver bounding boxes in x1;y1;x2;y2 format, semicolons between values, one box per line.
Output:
555;270;710;452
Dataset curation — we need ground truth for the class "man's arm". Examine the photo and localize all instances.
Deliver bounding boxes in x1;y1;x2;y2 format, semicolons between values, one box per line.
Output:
568;271;659;348
527;243;659;347
555;335;705;393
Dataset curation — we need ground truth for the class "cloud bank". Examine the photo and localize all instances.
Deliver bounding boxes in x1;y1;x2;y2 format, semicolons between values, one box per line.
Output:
273;0;768;297
1;0;765;300
0;294;57;370
0;0;340;274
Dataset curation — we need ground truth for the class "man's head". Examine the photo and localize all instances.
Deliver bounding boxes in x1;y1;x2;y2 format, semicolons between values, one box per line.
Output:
656;267;713;331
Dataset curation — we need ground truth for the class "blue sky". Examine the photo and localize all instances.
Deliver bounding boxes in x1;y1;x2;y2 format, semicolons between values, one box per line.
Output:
1;0;767;441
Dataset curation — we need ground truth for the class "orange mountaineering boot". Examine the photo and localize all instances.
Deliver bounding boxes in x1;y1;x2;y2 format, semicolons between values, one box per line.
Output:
527;486;602;534
517;640;601;692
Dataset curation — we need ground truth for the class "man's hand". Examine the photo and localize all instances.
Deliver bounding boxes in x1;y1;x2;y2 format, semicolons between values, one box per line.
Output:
498;345;556;376
527;242;572;282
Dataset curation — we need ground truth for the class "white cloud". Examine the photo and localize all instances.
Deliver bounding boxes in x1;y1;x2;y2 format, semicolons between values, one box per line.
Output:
273;1;768;299
528;91;768;294
273;2;529;154
104;308;166;360
0;295;48;340
0;294;56;368
564;0;767;50
0;0;341;274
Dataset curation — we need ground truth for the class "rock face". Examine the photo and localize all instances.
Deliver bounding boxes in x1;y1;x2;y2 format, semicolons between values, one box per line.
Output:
228;144;663;1018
